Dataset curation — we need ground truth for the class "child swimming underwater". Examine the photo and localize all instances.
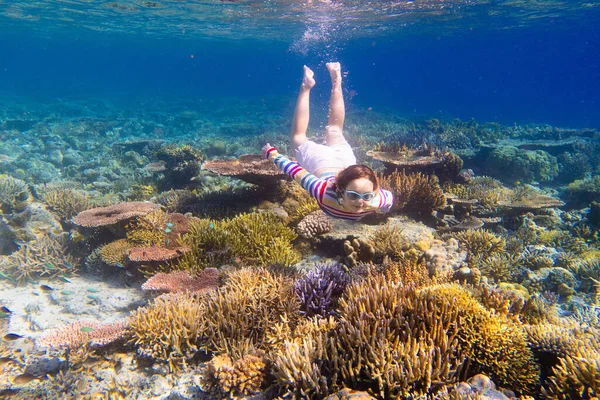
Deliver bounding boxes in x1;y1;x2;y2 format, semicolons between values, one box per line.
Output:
263;62;393;221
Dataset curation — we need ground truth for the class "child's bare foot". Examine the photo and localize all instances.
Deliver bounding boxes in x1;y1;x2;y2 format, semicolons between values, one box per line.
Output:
326;62;341;83
302;65;316;89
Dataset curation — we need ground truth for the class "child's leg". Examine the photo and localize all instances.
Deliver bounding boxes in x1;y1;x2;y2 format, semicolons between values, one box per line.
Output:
291;65;316;150
325;62;346;146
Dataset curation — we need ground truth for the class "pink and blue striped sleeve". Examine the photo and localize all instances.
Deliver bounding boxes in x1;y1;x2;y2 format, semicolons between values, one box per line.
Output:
265;146;328;200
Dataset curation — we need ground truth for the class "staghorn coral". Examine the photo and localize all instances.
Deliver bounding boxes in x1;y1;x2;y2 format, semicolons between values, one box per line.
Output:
479;253;517;283
542;348;600;399
379;170;446;217
296;210;332;239
0;175;31;213
37;320;128;349
0;235;78;283
420;283;540;394
294;262;351;317
141;268;220;294
285;192;321;226
42;188;93;222
200;267;301;355
451;229;506;267
72;201;161;228
202;351;269;398
379;254;447;287
128;291;204;370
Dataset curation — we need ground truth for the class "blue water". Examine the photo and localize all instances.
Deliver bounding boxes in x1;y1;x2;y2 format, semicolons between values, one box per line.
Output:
1;1;599;127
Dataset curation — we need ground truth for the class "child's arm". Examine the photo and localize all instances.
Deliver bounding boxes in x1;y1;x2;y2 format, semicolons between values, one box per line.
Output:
262;144;328;200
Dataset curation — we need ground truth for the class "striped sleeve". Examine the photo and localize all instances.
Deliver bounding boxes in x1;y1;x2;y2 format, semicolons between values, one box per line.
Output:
377;189;394;214
265;146;328;200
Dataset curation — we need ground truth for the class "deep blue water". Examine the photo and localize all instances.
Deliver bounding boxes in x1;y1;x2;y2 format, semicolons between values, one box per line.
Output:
1;4;599;128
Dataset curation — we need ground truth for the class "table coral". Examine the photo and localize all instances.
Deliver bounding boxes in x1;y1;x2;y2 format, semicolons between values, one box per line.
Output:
73;201;161;228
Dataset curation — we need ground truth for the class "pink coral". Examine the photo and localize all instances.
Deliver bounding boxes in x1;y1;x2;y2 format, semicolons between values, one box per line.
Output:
127;246;190;262
141;268;220;294
37;320;128;349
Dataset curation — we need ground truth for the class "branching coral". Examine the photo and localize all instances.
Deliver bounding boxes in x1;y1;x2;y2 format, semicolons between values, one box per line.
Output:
369;222;411;262
450;229;506;267
154;143;204;190
200;267;301;355
1;235;78;283
379;170;445;216
127;291;204;370
0;175;31;213
98;239;134;267
177;212;300;270
294;262;351;317
42;188;93;222
420;284;540;394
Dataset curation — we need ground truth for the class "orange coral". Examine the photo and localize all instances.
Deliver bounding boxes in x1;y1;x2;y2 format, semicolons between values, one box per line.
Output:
127;246;190;262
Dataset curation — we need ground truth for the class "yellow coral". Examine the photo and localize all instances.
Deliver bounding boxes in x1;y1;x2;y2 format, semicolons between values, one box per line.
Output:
98;239;134;266
452;229;506;266
43;188;93;222
379;170;446;216
127;291;203;371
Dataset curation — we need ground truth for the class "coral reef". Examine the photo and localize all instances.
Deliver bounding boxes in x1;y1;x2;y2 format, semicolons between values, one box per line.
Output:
343;238;375;267
368;143;463;182
481;145;559;184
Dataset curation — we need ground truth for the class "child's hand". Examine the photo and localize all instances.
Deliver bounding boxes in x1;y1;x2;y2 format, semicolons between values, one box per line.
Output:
262;143;272;159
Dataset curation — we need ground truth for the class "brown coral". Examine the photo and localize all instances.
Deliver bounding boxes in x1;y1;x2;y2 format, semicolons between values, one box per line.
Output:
296;210;332;239
72;201;161;227
43;188;93;222
202;154;287;186
141;268;220;294
379;170;446;216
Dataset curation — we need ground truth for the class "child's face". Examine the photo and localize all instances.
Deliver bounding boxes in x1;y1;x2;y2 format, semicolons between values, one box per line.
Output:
341;177;375;212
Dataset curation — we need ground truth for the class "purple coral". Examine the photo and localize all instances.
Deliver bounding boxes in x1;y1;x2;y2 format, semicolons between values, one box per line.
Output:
294;262;351;317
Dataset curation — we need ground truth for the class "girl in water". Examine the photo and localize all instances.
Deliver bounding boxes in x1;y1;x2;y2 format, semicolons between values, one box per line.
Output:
263;62;393;221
